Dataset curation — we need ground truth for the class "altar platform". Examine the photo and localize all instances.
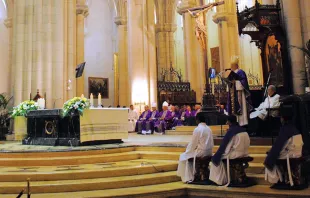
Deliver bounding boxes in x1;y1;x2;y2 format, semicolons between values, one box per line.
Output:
0;134;308;198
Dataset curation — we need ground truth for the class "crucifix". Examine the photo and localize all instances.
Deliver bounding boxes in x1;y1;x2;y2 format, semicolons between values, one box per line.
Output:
186;1;225;50
184;1;225;111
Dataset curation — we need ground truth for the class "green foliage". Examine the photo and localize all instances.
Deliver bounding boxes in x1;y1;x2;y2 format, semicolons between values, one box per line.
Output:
62;97;90;117
11;100;39;118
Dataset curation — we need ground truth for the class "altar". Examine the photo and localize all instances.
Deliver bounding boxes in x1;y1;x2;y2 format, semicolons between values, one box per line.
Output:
23;108;128;146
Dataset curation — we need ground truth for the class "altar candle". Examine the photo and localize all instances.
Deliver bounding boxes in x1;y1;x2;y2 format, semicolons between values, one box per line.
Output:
38;98;45;109
212;83;215;95
98;93;102;106
226;85;229;92
90;93;94;106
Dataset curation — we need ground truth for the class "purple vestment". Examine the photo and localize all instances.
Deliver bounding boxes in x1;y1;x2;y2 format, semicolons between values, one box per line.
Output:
144;110;160;133
226;69;253;116
135;110;151;133
154;110;172;133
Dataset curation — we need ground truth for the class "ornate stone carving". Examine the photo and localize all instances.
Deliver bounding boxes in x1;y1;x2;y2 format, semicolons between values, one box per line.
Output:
76;4;89;17
114;0;127;25
4;18;12;28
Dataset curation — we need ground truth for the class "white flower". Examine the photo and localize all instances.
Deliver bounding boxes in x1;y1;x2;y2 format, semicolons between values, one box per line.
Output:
73;104;78;109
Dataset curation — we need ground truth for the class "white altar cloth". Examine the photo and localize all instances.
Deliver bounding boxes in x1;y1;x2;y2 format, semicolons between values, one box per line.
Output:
80;108;128;143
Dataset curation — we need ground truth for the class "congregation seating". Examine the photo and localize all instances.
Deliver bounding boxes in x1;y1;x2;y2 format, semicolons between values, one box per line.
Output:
272;157;308;190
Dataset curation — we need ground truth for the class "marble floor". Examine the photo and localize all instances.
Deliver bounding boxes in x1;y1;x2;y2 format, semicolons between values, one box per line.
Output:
0;133;191;153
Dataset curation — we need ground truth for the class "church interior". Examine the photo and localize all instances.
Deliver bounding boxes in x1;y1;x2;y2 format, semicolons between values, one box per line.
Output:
0;0;310;197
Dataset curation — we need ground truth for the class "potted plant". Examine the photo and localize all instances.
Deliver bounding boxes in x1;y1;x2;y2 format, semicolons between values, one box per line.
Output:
0;93;12;140
11;100;38;141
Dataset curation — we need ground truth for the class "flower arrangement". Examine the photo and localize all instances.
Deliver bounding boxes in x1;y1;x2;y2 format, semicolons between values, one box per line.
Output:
63;97;90;117
11;100;39;118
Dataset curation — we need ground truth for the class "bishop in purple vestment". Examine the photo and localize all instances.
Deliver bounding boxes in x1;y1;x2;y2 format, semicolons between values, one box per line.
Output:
135;105;151;134
226;56;253;126
142;103;160;134
154;101;172;133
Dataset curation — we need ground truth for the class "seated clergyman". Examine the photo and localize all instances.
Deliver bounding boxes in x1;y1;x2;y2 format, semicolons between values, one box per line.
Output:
154;101;172;134
142;103;160;135
249;85;280;135
177;112;214;183
135;105;151;134
209;115;250;186
128;105;139;132
264;115;303;186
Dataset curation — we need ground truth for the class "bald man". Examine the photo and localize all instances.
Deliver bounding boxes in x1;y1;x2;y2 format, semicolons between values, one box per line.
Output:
249;85;280;136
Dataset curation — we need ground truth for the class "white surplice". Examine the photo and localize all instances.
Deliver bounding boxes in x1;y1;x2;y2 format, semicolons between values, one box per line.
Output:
177;123;214;182
250;94;280;120
209;132;250;186
265;134;303;185
128;109;139;132
234;69;248;126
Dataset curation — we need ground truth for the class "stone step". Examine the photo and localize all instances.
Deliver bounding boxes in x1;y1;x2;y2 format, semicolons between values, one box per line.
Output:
167;125;229;136
0;159;177;182
0;171;180;194
2;181;309;198
0;147;135;158
135;146;271;155
248;173;269;185
0;152;140;166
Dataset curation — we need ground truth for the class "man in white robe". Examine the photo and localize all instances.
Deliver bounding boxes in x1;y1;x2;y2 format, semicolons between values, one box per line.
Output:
264;116;303;187
177;112;213;183
249;85;280;136
250;85;280;120
209;115;250;186
128;105;139;132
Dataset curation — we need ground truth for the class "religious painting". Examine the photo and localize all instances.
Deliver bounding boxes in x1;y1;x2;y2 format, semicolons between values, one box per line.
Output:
88;77;109;99
265;35;284;86
211;47;220;73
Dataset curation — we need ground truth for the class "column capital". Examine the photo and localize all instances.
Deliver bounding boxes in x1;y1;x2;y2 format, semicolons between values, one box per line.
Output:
114;0;127;25
76;4;89;17
4;18;12;28
212;13;227;24
177;0;197;14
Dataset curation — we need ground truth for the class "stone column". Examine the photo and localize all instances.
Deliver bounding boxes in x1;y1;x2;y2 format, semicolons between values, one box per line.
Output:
177;0;206;103
76;0;88;97
282;0;305;94
128;0;155;105
114;0;129;107
4;17;12;95
213;0;240;69
154;0;177;80
11;0;76;106
300;0;310;42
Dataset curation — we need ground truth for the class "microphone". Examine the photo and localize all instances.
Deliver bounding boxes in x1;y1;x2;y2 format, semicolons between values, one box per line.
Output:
53;98;62;109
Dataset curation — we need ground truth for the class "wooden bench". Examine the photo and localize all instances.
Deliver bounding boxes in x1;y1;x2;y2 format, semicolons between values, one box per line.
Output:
222;156;254;187
273;157;308;189
189;156;212;182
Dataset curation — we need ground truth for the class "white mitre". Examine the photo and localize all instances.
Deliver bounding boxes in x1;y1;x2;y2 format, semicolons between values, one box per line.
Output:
151;102;157;108
162;101;169;107
230;55;239;65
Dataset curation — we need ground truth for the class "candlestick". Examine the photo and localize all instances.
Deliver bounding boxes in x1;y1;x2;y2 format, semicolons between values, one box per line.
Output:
98;93;102;107
212;83;215;95
90;93;94;107
226;84;229;92
37;98;45;110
